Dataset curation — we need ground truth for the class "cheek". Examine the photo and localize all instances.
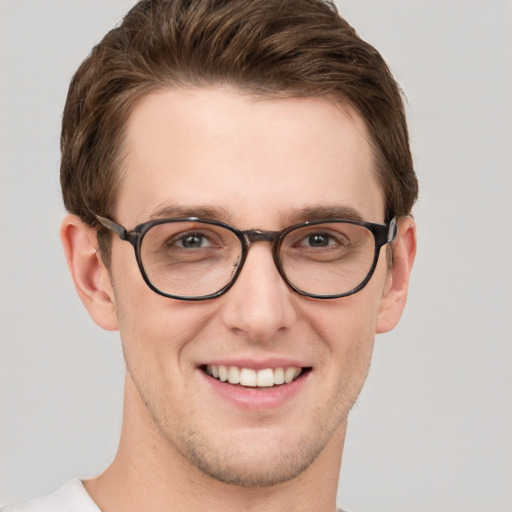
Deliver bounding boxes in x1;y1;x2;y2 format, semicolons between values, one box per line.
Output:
311;288;382;343
305;283;383;375
110;265;222;374
303;298;377;428
107;253;177;370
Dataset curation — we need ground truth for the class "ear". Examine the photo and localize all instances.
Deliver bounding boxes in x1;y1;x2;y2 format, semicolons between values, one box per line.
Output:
60;214;119;331
376;216;417;334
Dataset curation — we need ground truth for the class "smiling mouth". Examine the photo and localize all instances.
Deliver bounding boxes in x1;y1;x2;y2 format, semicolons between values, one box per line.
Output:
202;365;311;388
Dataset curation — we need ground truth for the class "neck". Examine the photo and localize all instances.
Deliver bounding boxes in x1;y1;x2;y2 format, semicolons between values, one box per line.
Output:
84;373;345;512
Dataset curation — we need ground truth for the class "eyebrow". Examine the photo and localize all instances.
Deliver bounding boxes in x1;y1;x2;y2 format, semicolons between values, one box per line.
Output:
146;203;365;225
148;204;232;222
286;205;365;224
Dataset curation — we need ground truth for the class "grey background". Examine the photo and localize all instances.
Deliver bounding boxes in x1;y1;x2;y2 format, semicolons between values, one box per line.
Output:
1;1;511;510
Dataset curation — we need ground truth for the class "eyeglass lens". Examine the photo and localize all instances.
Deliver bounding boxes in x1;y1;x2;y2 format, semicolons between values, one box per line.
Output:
139;220;377;299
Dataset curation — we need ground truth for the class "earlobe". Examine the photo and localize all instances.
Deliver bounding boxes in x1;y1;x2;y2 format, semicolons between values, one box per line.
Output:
60;214;119;331
375;216;417;334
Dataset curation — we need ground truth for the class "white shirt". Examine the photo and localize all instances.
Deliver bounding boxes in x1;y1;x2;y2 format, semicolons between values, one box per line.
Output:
2;480;349;512
1;480;99;512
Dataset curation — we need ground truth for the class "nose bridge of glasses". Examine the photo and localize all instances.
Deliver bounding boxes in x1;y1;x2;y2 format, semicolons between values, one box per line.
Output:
236;229;285;289
242;229;280;246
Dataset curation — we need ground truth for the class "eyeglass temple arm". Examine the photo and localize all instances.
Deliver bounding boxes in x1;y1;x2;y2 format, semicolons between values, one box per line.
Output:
388;216;398;243
95;215;128;240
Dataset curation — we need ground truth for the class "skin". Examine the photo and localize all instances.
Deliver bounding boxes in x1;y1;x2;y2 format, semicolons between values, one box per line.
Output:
61;87;416;512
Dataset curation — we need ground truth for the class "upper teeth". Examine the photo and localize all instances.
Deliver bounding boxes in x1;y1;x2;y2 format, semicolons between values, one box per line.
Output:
205;365;302;387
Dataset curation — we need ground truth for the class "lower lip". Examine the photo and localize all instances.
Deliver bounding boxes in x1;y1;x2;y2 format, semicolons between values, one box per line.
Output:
200;370;310;410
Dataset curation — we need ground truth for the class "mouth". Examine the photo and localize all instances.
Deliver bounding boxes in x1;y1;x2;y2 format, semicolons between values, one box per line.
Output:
201;364;311;389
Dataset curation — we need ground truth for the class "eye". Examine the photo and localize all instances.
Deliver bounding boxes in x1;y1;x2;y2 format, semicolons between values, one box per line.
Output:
297;231;346;248
173;232;212;249
302;233;334;247
283;225;354;262
171;231;216;249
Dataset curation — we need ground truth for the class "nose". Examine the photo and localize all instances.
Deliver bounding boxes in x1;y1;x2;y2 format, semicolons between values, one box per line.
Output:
219;243;297;342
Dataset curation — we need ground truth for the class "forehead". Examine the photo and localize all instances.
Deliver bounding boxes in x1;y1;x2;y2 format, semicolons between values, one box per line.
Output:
117;87;385;227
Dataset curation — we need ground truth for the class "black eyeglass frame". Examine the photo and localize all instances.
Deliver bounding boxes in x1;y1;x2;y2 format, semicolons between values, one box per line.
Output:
95;214;397;301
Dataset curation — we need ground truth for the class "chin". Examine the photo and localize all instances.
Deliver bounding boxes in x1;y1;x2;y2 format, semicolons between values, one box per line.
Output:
187;442;320;487
170;421;336;488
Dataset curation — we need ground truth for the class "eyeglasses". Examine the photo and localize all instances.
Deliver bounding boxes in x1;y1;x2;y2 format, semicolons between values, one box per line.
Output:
95;215;397;301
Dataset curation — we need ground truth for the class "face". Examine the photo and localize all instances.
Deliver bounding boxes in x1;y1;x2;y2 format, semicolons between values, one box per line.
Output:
100;87;396;486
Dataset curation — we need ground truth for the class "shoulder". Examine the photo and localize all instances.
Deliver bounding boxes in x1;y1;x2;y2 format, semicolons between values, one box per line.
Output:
1;480;100;512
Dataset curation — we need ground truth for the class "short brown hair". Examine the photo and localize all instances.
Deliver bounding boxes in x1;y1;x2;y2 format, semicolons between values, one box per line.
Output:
61;0;418;240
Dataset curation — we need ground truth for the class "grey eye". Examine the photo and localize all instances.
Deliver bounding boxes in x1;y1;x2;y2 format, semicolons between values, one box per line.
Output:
305;233;331;247
178;234;206;248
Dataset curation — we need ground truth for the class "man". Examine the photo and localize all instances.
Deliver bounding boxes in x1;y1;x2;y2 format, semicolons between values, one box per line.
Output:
3;0;417;510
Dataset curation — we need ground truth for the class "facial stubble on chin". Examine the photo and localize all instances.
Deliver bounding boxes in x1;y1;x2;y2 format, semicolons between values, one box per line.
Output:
123;347;373;489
